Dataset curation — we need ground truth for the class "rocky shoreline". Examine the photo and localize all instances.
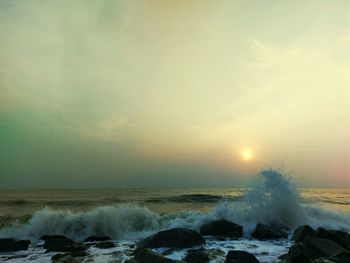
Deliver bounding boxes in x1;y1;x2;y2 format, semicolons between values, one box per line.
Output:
0;219;349;262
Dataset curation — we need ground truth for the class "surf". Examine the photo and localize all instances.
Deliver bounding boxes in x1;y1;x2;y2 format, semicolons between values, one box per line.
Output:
0;169;349;242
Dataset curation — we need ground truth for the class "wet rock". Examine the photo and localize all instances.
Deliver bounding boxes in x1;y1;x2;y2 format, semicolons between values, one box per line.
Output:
44;238;87;253
0;238;30;252
225;250;260;263
207;248;226;260
51;254;79;263
329;230;350;250
40;235;69;241
283;236;350;263
84;235;111;242
131;248;178;263
251;224;288;240
184;248;209;263
303;236;349;259
330;250;350;262
314;228;350;249
282;243;313;263
200;219;243;239
291;225;315;243
139;228;205;249
94;241;115;249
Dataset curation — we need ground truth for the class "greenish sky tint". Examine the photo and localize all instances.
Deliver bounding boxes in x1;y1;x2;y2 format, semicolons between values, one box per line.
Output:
0;0;349;188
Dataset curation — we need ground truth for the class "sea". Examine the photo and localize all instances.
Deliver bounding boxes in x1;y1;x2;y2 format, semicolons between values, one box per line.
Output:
0;170;349;262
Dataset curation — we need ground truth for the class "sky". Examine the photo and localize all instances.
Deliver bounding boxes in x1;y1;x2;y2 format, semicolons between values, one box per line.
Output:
0;0;349;188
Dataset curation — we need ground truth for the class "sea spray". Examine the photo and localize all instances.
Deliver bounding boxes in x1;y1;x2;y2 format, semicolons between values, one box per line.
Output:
0;205;160;241
212;169;350;233
244;169;302;226
1;169;349;241
211;169;303;234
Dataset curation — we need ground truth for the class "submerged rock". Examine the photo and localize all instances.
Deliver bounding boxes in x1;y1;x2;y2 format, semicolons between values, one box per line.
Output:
84;235;111;242
44;238;87;253
225;250;260;263
200;219;243;239
139;228;205;249
184;248;209;263
251;224;288;240
0;238;30;252
94;241;115;249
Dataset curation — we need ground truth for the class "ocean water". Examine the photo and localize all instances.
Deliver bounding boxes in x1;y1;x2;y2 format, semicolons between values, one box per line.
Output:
0;170;349;262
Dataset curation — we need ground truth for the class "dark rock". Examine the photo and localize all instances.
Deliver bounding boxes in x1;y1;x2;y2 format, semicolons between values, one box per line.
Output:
283;235;350;263
278;253;287;261
94;241;115;249
200;219;243;239
225;250;260;263
291;225;315;243
184;248;209;263
314;228;349;249
133;248;177;263
40;235;68;241
329;230;350;250
52;253;67;260
282;243;313;263
303;236;349;259
251;224;288;240
51;254;79;263
84;235;111;242
330;250;350;262
0;238;30;252
44;238;87;253
139;228;205;249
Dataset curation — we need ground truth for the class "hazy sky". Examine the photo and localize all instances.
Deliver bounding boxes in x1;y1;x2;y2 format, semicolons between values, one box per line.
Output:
1;0;349;188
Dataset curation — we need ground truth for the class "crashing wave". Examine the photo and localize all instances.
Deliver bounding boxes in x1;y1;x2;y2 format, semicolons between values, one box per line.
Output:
0;169;349;241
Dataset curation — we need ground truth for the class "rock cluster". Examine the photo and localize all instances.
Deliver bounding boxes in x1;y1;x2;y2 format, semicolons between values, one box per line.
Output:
282;226;350;263
127;221;261;263
200;219;243;239
0;238;30;252
139;228;206;249
1;220;349;263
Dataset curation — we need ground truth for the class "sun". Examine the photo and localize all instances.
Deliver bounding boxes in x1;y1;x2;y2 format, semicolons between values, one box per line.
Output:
240;148;254;161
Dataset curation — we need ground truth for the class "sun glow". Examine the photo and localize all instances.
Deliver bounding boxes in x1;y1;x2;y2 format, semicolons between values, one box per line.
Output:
241;148;254;161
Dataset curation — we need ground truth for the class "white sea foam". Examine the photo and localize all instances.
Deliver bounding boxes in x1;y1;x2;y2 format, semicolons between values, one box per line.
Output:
0;205;160;241
0;169;349;242
210;169;350;233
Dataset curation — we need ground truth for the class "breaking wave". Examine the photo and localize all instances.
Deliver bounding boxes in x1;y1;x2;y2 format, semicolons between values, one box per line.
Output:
0;169;349;241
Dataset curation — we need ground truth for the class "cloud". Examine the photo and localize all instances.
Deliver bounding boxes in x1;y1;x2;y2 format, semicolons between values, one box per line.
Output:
78;114;129;143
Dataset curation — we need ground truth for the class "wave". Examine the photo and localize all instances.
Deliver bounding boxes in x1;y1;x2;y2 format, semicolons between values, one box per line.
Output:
302;197;350;206
146;194;241;203
0;199;32;206
0;169;349;241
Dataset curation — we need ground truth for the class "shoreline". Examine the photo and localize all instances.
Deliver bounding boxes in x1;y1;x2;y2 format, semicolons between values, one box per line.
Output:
1;220;349;263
